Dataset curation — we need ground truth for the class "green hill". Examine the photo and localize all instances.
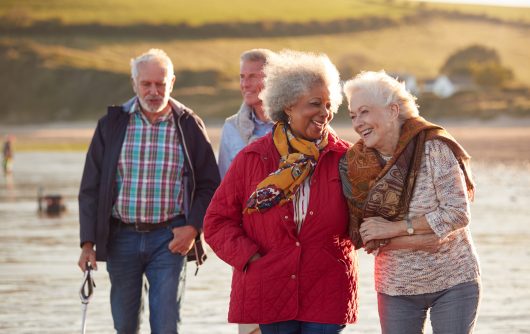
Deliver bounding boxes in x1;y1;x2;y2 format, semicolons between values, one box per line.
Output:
2;0;529;25
0;0;420;25
1;0;529;123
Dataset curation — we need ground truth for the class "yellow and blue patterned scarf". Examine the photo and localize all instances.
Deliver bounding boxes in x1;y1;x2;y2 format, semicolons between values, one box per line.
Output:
245;122;328;214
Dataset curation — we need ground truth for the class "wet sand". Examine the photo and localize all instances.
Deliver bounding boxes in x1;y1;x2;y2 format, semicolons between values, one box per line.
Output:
0;122;529;333
4;119;530;163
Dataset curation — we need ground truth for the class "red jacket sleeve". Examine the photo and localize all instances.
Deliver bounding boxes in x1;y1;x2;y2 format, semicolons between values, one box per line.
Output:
203;152;260;271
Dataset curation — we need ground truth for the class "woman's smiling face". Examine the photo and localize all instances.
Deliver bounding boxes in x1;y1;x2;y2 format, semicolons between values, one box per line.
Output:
285;84;333;141
348;90;399;155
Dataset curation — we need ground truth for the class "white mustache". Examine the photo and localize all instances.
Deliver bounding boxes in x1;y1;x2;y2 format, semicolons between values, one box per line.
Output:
145;96;163;102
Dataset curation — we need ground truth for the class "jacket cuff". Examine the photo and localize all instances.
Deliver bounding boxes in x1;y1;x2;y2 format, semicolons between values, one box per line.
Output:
188;220;202;237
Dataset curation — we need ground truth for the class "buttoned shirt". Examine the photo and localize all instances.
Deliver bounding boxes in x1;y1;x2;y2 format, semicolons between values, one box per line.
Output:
112;101;184;224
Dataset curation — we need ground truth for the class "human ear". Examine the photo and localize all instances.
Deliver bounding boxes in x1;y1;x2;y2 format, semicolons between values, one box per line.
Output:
169;75;176;91
284;108;293;124
131;78;137;94
284;107;293;119
389;103;400;119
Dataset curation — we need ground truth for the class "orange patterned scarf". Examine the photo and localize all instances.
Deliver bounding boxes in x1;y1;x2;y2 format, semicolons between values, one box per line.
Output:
245;122;328;214
345;116;475;249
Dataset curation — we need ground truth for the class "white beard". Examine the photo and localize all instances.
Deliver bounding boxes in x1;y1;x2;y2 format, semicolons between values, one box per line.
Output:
138;95;169;114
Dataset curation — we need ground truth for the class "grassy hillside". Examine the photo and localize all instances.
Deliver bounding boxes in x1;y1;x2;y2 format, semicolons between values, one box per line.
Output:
417;2;530;23
1;1;529;123
3;18;527;83
2;0;529;25
0;0;419;25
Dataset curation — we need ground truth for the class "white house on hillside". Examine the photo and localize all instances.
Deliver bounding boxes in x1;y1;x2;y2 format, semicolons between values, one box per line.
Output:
422;75;477;98
423;75;455;98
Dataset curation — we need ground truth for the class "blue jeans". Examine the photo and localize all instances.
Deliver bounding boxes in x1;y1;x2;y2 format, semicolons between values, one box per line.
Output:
106;217;187;334
378;280;481;334
259;320;346;334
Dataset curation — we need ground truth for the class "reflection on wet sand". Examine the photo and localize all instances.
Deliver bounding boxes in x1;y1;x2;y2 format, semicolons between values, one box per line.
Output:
0;126;529;333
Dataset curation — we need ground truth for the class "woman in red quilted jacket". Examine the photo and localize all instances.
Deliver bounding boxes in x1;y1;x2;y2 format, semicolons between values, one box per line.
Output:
204;50;358;334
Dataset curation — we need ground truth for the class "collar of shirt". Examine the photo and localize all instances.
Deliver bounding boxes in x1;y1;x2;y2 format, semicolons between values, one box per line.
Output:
250;109;274;126
131;99;175;125
250;109;274;139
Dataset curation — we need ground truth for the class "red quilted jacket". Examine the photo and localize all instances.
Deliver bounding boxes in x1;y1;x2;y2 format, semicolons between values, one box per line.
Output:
204;131;358;325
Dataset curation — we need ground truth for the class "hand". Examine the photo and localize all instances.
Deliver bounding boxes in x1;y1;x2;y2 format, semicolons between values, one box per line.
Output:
364;239;390;254
244;252;262;271
248;253;262;264
168;225;198;256
416;234;447;253
364;240;378;254
360;216;399;243
78;242;97;272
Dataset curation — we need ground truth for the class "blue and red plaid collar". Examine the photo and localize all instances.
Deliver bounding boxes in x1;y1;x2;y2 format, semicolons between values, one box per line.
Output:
130;98;175;125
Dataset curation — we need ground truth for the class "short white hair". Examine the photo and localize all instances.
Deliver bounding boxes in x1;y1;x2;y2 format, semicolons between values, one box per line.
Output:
343;70;419;120
240;48;275;64
260;50;342;122
130;49;174;83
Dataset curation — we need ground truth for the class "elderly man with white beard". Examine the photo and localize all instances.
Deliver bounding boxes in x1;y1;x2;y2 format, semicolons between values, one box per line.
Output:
77;48;220;333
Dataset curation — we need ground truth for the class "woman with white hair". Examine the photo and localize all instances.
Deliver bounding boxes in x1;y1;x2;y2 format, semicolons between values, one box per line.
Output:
204;50;358;333
341;70;481;333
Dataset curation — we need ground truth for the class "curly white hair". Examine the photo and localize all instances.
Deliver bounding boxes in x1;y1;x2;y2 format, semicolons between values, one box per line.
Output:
260;50;342;122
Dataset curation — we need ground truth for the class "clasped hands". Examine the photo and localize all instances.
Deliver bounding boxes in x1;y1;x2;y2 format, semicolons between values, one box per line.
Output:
359;216;395;254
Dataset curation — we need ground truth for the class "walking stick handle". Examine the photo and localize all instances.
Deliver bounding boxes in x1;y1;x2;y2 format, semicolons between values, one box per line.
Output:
80;263;95;334
79;263;95;304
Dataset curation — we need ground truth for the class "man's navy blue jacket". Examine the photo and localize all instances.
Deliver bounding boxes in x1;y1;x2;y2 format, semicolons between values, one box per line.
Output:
79;97;220;262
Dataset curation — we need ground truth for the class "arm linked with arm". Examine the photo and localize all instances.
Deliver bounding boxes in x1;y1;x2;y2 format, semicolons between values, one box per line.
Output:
380;234;446;253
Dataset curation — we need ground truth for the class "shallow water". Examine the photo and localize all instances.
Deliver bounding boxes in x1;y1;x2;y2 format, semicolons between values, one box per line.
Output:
0;152;529;333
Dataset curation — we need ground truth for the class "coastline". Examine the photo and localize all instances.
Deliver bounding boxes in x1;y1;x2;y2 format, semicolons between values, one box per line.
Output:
2;117;529;164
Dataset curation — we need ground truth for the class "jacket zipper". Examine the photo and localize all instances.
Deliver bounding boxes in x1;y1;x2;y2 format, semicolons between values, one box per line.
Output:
176;112;195;213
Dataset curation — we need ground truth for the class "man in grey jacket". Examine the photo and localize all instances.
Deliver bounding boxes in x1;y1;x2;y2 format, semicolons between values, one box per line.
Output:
218;49;275;179
77;49;220;333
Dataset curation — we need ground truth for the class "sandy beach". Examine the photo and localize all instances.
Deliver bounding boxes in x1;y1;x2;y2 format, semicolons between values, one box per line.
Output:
0;121;529;333
3;117;530;162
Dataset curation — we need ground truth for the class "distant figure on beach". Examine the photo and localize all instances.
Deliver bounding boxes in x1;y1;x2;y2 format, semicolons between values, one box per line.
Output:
218;48;275;179
204;50;358;334
2;135;14;174
340;70;481;333
77;49;220;333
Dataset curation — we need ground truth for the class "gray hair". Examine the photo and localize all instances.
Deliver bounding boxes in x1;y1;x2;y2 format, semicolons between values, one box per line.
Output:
260;50;342;122
130;49;174;83
343;70;419;121
240;48;275;64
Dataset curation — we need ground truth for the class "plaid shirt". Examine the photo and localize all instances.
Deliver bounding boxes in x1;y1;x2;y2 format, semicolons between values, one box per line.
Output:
112;101;184;224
